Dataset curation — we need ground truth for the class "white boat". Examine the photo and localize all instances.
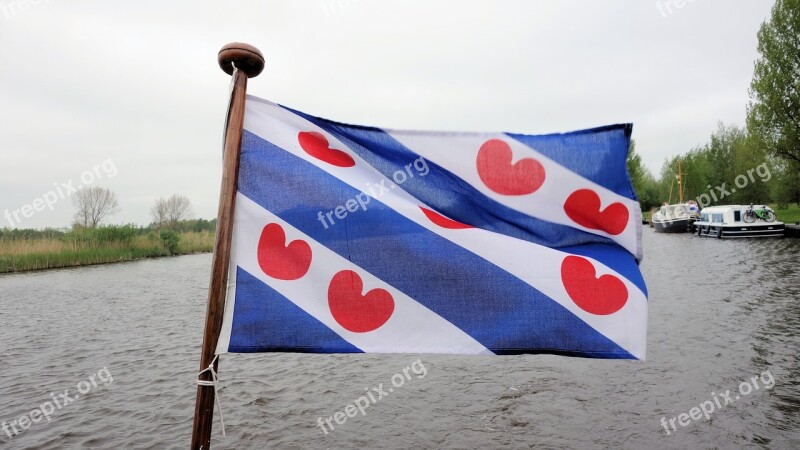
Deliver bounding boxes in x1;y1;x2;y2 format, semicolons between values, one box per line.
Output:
651;161;701;233
694;204;784;238
651;202;700;233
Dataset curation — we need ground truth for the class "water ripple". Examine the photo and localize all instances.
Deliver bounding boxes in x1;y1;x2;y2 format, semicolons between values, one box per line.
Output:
0;234;799;449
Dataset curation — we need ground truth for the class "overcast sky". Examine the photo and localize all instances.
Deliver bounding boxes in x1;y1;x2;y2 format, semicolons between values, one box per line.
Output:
0;0;775;229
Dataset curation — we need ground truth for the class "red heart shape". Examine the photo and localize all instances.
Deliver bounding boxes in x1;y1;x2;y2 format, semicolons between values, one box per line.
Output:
328;270;394;333
257;223;312;281
563;189;628;236
420;206;473;229
476;139;546;195
298;131;355;167
561;256;628;315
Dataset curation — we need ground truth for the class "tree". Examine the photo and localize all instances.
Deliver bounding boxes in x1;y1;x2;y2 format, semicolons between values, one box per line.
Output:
747;0;800;167
151;194;193;228
730;133;772;205
770;159;800;206
72;186;120;228
626;140;660;210
626;141;646;189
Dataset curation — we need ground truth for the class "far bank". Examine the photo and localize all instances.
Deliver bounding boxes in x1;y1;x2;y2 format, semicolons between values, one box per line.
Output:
0;226;215;274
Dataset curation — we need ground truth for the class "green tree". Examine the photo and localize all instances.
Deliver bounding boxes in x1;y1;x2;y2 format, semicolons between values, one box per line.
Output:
771;160;800;206
626;140;660;210
747;0;800;168
680;148;713;202
729;133;772;204
627;140;645;188
159;229;180;255
654;123;772;207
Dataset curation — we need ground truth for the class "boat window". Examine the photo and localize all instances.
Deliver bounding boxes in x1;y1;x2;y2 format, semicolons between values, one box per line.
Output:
712;213;724;223
701;213;709;222
734;211;741;222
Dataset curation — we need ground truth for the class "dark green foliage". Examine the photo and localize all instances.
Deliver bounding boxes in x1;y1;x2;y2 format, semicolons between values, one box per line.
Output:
159;229;180;255
748;0;800;167
0;228;65;241
655;124;776;206
63;224;142;245
627;140;660;211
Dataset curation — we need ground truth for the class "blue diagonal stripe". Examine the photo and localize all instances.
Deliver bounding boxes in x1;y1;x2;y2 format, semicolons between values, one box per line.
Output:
285;105;644;280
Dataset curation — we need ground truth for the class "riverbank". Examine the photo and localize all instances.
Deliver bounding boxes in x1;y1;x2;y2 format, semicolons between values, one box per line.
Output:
643;203;800;224
0;230;214;274
774;204;800;225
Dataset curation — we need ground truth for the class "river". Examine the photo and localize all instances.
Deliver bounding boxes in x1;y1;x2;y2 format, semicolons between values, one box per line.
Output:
1;229;798;449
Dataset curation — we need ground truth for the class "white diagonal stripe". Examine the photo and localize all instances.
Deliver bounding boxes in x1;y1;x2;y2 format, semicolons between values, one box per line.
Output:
217;193;493;355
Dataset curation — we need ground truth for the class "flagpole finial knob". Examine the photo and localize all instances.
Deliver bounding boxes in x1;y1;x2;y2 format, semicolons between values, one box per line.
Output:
218;43;265;78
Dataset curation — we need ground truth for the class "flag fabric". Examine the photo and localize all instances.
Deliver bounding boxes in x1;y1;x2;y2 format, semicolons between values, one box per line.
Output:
215;95;648;359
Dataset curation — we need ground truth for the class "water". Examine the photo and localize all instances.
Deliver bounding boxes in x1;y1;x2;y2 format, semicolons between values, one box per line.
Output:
1;230;799;449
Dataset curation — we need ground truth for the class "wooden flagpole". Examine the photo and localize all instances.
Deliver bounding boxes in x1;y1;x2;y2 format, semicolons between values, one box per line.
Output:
191;43;264;450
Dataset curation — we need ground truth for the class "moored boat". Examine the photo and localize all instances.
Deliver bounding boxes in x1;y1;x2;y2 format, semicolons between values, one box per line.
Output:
694;204;784;238
652;202;700;233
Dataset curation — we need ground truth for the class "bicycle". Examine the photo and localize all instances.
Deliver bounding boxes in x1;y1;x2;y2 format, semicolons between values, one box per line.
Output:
742;204;776;223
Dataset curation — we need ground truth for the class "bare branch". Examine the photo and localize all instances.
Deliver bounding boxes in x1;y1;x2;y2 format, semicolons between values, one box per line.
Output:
151;194;193;228
71;186;120;228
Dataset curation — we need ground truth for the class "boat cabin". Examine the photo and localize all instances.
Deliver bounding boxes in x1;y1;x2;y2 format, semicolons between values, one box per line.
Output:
694;205;784;238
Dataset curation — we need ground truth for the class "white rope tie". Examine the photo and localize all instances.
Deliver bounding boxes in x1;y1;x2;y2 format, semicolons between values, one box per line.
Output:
196;354;226;436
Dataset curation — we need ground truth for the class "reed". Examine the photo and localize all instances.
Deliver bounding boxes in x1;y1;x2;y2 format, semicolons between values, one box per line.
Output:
176;231;216;254
0;229;215;274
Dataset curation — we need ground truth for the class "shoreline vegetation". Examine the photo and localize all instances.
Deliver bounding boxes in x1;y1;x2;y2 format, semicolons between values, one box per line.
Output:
0;221;216;274
4;202;797;276
643;204;800;225
774;205;800;225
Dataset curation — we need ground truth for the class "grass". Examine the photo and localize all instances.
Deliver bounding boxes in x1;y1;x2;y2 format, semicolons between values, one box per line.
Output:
641;204;800;224
771;203;800;225
0;230;215;274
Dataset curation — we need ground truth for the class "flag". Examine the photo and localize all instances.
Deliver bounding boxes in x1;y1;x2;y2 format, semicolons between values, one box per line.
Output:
215;95;647;359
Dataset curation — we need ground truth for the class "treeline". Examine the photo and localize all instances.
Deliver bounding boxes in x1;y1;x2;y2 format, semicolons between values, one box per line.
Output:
628;124;800;211
628;0;800;211
0;219;217;241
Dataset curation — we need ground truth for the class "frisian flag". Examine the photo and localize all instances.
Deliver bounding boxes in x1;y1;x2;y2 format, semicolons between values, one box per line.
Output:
215;95;647;360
